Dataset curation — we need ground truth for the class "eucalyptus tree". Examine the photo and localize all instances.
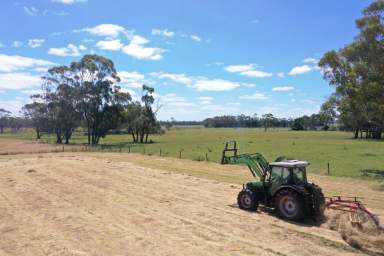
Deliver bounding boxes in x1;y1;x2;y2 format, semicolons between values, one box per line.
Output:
319;0;384;139
70;54;131;145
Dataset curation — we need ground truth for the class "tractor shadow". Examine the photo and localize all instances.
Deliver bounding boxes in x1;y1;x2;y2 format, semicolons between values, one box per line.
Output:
228;204;325;227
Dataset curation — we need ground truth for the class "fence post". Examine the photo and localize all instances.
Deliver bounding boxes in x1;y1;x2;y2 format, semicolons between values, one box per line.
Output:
143;147;146;154
159;148;162;156
62;145;65;152
205;152;208;161
179;150;182;159
128;146;131;153
327;163;330;175
119;146;122;153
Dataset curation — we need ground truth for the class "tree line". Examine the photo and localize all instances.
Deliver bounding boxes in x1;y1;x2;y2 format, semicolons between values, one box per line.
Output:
20;54;161;145
319;0;384;139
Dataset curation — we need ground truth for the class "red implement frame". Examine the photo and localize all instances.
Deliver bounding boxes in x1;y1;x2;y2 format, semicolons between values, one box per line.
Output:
326;196;380;228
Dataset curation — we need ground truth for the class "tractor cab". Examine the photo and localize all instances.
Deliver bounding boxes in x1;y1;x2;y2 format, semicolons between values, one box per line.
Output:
268;160;308;185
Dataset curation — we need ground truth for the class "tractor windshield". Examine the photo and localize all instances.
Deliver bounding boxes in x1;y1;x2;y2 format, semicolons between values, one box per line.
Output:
292;167;306;184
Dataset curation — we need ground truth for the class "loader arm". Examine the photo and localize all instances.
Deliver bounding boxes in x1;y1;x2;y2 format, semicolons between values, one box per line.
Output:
222;153;270;181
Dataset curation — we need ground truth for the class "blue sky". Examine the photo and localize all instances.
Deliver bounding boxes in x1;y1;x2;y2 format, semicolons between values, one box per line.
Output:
0;0;369;120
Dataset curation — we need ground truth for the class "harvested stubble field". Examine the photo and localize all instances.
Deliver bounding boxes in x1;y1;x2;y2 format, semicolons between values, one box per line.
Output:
0;139;383;256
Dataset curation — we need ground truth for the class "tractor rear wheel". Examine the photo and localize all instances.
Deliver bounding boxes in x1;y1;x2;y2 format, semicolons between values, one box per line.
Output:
275;189;305;221
237;190;258;211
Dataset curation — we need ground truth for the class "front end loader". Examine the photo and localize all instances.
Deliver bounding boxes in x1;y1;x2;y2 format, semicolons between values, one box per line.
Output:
221;141;325;221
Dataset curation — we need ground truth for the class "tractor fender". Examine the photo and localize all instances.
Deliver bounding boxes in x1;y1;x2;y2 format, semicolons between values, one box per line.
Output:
271;185;308;199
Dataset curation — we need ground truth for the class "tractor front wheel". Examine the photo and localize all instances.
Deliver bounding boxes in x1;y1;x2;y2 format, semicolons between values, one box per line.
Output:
237;190;258;211
275;189;305;221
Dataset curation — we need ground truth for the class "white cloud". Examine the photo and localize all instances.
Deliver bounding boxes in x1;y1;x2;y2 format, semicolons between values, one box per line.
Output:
118;71;145;88
224;64;272;78
224;64;254;73
239;93;268;100
96;39;123;51
152;28;175;37
272;86;295;92
122;35;164;60
241;70;273;78
0;73;41;90
0;43;5;48
277;72;285;78
190;35;201;42
48;44;87;57
23;6;39;16
12;41;22;48
0;54;54;72
288;65;312;75
193;79;240;91
150;72;192;85
52;0;87;4
28;38;45;48
303;57;318;64
81;24;126;38
152;72;246;91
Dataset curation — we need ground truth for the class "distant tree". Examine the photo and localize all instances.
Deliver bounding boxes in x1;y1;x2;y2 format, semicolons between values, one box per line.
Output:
0;108;11;134
22;102;48;139
261;113;274;132
291;118;305;131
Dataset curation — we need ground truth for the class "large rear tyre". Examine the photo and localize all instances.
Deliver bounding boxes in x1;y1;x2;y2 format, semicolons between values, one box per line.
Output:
237;190;258;211
275;189;305;221
312;186;325;217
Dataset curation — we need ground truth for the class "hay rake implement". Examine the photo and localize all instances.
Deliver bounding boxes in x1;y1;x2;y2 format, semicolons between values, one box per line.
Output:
326;196;382;229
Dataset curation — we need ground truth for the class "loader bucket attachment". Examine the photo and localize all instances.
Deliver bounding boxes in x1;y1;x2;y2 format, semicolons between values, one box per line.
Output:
221;140;238;164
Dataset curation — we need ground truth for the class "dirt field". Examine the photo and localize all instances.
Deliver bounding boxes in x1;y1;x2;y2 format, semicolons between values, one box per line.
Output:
0;140;383;255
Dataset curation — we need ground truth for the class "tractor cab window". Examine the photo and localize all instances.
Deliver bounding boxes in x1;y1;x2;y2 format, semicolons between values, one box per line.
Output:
271;166;283;182
270;166;290;184
292;167;306;184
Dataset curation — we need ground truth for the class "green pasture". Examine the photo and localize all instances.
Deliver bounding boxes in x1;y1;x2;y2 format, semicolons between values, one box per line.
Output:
1;127;384;179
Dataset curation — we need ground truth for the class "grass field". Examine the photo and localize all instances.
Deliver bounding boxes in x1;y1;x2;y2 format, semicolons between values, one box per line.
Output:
1;127;384;179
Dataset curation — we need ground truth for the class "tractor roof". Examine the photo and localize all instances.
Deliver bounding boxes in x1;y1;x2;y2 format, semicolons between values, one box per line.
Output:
269;160;309;167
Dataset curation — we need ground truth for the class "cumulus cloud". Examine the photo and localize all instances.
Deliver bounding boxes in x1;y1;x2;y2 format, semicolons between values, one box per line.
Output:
52;0;87;4
0;73;42;90
81;24;126;38
118;71;145;88
239;93;268;100
48;44;87;57
224;64;272;78
122;35;164;60
152;28;175;37
288;65;312;75
96;39;123;51
151;72;245;91
150;72;192;85
0;54;54;72
303;57;318;64
272;86;295;92
193;79;240;91
28;38;45;48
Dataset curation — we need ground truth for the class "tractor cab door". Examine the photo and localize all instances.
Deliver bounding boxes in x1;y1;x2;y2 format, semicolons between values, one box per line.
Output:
269;166;290;194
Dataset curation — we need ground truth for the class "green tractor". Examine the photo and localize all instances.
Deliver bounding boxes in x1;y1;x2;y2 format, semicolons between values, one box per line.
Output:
221;141;325;221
